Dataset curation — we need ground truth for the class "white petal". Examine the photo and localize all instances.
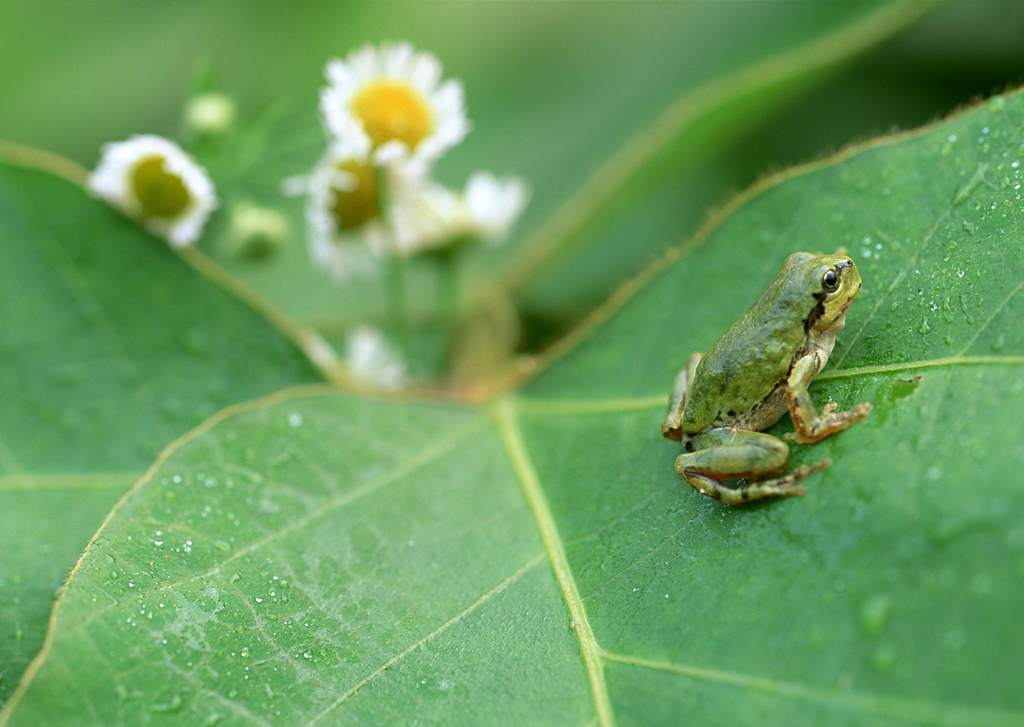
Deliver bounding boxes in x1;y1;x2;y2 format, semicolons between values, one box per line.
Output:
465;172;529;243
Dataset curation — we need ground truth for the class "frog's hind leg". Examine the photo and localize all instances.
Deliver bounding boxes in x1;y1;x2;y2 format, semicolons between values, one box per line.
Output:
674;428;829;505
662;353;702;441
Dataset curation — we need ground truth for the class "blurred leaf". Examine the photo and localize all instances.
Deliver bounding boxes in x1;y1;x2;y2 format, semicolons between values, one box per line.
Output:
195;1;930;348
0;150;323;702
6;90;1023;724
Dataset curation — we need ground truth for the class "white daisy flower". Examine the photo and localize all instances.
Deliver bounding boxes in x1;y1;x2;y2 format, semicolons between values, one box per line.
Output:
89;135;217;248
346;326;406;391
320;42;469;171
306;136;388;279
393;172;529;256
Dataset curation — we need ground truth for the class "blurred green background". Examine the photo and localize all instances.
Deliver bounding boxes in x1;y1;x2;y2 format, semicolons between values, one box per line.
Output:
4;1;1023;171
3;0;1023;374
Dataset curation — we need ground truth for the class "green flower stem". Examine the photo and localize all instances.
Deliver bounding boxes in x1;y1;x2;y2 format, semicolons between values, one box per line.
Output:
437;247;461;333
429;237;475;372
386;254;410;341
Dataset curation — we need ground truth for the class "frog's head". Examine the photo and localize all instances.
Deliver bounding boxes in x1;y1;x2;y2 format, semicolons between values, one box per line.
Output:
783;251;862;333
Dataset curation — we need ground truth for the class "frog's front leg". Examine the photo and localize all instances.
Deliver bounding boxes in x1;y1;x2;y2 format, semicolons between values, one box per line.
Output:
675;428;829;505
662;352;702;441
785;354;872;444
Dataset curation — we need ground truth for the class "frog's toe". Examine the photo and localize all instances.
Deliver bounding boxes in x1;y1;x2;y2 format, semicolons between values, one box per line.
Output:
735;480;806;502
792;457;831;478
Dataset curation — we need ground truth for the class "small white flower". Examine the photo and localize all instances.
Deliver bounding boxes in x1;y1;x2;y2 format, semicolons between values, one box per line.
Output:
305;136;387;279
89;135;217;247
185;92;236;135
320;42;469;172
346;326;406;390
393;172;529;256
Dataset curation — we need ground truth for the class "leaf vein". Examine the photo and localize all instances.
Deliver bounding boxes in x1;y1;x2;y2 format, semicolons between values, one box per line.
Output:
493;397;615;727
70;416;486;635
835;193;958;367
519;355;1024;416
600;650;1022;726
305;553;545;724
956;279;1022;356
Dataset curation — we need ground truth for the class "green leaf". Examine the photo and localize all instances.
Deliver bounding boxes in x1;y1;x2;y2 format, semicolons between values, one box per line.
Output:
5;89;1024;724
198;2;929;342
487;2;934;318
0;149;324;703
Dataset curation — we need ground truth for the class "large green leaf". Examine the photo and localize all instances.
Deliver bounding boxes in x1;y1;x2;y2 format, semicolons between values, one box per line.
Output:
0;150;325;702
5;89;1023;725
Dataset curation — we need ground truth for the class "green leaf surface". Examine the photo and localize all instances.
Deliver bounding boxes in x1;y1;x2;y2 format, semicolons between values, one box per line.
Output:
5;90;1024;725
198;1;927;337
0;156;323;702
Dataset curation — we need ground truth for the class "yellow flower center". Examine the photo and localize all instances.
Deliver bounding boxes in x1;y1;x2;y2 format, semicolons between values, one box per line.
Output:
331;161;379;231
350;81;433;150
130;155;190;218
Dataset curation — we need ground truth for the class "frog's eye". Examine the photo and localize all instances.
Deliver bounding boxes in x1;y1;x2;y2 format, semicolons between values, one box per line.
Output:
822;269;840;292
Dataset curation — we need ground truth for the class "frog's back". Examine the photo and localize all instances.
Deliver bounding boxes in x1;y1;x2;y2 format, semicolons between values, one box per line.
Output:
683;277;810;434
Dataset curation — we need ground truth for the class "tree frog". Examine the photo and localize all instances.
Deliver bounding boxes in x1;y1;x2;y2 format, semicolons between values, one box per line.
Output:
662;252;871;505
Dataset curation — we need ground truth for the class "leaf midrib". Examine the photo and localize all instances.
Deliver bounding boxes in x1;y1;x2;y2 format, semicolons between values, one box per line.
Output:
493;397;614;727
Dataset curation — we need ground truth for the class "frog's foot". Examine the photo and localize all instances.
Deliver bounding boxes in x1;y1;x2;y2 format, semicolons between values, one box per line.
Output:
680;458;830;505
681;471;803;505
786;354;872;444
789;402;872;445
